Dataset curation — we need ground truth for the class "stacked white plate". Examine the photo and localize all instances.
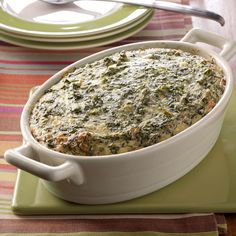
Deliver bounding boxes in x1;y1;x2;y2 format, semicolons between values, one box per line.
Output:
0;0;154;50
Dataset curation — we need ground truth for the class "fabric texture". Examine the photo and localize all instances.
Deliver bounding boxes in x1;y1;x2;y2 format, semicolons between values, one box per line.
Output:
0;0;227;235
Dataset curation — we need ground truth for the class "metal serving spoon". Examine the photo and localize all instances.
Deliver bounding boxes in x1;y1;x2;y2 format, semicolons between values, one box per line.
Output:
40;0;225;26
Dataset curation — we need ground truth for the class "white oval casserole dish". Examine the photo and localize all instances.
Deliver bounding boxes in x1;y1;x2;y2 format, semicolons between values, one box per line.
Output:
4;28;236;204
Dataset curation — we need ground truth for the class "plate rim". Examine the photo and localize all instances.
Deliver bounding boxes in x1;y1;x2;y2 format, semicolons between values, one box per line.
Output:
0;2;151;37
0;10;153;43
0;11;154;50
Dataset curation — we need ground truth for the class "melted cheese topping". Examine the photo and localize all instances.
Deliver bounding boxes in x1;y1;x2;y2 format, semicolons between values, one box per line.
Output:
30;48;225;156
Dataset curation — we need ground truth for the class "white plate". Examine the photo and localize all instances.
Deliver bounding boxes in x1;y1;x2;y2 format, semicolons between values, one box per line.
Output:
0;10;153;42
0;11;153;50
0;0;151;37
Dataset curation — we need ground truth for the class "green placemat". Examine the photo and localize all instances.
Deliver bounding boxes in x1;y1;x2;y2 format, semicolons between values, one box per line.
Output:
12;89;236;215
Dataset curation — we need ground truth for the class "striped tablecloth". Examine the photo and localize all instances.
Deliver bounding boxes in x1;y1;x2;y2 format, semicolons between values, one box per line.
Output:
0;0;228;235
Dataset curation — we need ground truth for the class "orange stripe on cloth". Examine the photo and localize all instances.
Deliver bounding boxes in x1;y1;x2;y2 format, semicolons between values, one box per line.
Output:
0;60;73;65
0;181;15;192
0;135;22;142
0;87;32;93
0;73;49;84
0;164;16;171
0;92;30;98
0;83;36;88
0;66;59;72
0;113;21;118
0;98;29;105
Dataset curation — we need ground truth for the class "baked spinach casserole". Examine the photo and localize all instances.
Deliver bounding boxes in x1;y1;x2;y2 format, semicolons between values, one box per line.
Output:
30;48;225;156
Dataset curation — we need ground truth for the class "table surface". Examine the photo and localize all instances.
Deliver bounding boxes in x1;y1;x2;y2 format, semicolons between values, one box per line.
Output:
190;0;236;235
1;0;236;234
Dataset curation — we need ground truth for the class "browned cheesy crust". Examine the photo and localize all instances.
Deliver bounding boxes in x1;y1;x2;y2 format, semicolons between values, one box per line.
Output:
29;48;225;156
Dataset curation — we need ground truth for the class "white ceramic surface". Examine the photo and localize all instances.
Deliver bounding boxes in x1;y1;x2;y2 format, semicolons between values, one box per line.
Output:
0;12;153;50
0;0;149;37
4;28;236;204
0;10;153;43
1;0;120;25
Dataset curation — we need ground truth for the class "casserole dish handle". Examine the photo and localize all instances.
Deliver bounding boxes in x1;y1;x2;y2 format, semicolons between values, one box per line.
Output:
181;28;236;60
4;143;84;185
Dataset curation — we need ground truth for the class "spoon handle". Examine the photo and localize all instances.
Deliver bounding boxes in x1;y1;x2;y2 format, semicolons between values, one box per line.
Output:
41;0;225;26
97;0;225;26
